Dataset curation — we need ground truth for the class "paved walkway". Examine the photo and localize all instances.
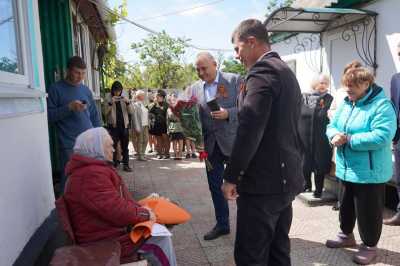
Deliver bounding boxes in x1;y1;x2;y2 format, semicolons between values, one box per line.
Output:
120;155;400;266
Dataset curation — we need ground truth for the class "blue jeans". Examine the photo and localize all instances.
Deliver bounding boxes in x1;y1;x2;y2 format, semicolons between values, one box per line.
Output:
206;144;229;230
60;148;73;194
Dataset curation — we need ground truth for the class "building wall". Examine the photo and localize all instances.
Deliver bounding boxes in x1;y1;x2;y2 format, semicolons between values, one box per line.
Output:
0;1;54;265
0;114;54;266
272;0;400;95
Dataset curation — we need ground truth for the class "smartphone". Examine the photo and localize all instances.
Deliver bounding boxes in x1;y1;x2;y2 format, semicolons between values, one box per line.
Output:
207;99;220;112
81;100;87;105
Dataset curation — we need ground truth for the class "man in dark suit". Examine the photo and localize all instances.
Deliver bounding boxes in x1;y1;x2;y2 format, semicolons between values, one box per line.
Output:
384;41;400;226
222;19;304;265
192;52;241;240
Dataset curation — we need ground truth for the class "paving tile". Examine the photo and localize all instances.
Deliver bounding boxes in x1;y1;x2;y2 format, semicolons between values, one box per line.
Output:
203;245;234;264
119;155;400;266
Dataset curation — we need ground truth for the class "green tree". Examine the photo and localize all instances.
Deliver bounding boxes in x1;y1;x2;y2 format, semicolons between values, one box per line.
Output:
131;31;189;89
222;58;247;76
175;63;198;89
0;57;17;73
266;0;294;15
101;0;128;90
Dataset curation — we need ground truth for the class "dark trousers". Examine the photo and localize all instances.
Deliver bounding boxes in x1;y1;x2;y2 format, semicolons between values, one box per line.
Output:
59;148;73;194
110;127;130;165
303;162;325;193
235;194;293;266
339;180;385;247
206;144;229;230
393;146;400;211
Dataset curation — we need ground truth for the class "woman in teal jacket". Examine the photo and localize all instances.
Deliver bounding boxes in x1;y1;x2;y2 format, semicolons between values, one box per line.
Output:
325;62;396;265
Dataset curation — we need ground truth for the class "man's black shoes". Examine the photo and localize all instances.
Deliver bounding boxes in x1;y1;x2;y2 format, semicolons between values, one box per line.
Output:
123;165;132;172
203;226;230;241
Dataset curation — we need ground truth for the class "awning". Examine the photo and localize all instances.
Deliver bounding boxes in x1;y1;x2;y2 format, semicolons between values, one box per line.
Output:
264;7;377;33
264;6;378;73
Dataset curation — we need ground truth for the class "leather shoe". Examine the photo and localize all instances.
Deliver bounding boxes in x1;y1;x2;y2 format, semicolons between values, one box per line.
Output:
326;232;356;248
383;212;400;226
203;226;230;241
123;165;132;172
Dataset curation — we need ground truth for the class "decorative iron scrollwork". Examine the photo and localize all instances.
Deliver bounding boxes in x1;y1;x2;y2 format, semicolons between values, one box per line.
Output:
293;33;322;73
341;16;377;71
312;13;327;26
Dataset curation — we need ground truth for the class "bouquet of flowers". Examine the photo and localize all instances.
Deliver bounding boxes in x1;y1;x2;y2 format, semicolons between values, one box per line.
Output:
170;88;213;171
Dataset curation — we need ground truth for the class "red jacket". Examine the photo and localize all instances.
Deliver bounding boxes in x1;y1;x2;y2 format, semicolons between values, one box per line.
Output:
64;154;150;259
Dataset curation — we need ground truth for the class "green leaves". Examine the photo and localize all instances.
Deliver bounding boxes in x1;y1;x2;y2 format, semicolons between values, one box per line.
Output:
131;31;195;89
221;58;247;76
266;0;294;16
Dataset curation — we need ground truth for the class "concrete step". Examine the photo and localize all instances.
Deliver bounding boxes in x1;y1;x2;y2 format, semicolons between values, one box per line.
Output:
297;190;337;207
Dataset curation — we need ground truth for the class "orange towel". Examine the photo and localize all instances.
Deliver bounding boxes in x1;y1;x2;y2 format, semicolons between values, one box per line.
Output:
130;197;191;243
130;220;154;243
139;197;192;224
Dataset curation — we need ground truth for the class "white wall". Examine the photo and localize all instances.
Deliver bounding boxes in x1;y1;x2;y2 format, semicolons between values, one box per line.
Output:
369;0;400;90
0;113;54;266
272;34;323;92
272;0;400;96
0;1;54;265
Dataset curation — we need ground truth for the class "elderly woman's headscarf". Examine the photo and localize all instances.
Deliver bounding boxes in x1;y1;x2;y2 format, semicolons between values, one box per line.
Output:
73;127;111;161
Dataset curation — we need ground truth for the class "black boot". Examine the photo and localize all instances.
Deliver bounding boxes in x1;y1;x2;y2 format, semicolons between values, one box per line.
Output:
123;164;132;172
203;225;230;241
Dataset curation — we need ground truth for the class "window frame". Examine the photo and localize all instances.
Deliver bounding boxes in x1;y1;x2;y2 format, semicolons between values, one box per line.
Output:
70;4;98;98
0;0;31;88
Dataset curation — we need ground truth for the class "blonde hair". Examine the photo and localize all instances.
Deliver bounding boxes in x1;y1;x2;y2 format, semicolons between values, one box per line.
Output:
341;61;374;87
310;74;330;90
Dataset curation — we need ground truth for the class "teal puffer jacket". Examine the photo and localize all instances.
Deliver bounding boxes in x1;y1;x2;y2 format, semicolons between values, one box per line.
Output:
326;84;396;184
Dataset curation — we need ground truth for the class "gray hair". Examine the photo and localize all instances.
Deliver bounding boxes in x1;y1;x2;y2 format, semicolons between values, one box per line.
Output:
231;19;269;44
136;90;145;97
195;52;216;64
311;74;330;90
73;127;111;161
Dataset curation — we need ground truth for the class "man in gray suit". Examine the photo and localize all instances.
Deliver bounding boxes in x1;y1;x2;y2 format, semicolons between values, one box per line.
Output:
192;52;241;240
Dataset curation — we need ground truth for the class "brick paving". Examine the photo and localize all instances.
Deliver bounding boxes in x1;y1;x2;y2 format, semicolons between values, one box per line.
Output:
120;155;400;266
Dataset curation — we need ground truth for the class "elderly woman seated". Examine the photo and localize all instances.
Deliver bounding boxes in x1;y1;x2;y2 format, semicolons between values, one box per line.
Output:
64;127;177;266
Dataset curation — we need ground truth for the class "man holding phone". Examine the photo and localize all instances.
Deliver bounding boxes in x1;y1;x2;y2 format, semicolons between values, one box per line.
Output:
192;52;241;240
47;56;101;193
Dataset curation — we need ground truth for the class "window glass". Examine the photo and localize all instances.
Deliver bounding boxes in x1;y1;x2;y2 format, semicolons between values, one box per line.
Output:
0;0;22;74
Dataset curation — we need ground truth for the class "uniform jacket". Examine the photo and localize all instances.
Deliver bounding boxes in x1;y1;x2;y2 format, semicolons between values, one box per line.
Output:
192;71;241;156
64;154;150;259
326;85;396;184
223;52;304;196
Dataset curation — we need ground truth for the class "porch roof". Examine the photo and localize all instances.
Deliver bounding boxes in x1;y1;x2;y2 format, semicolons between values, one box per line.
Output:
264;7;377;33
73;0;116;42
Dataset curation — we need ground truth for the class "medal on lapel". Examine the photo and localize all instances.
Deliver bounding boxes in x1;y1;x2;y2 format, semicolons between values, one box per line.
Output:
217;84;228;98
319;99;325;108
240;82;246;93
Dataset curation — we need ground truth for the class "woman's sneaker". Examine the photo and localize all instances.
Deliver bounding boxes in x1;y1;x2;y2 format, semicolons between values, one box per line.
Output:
353;244;377;265
326;232;356;248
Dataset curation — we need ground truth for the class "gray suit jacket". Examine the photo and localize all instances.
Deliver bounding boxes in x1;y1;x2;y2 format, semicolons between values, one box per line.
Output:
192;71;241;156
